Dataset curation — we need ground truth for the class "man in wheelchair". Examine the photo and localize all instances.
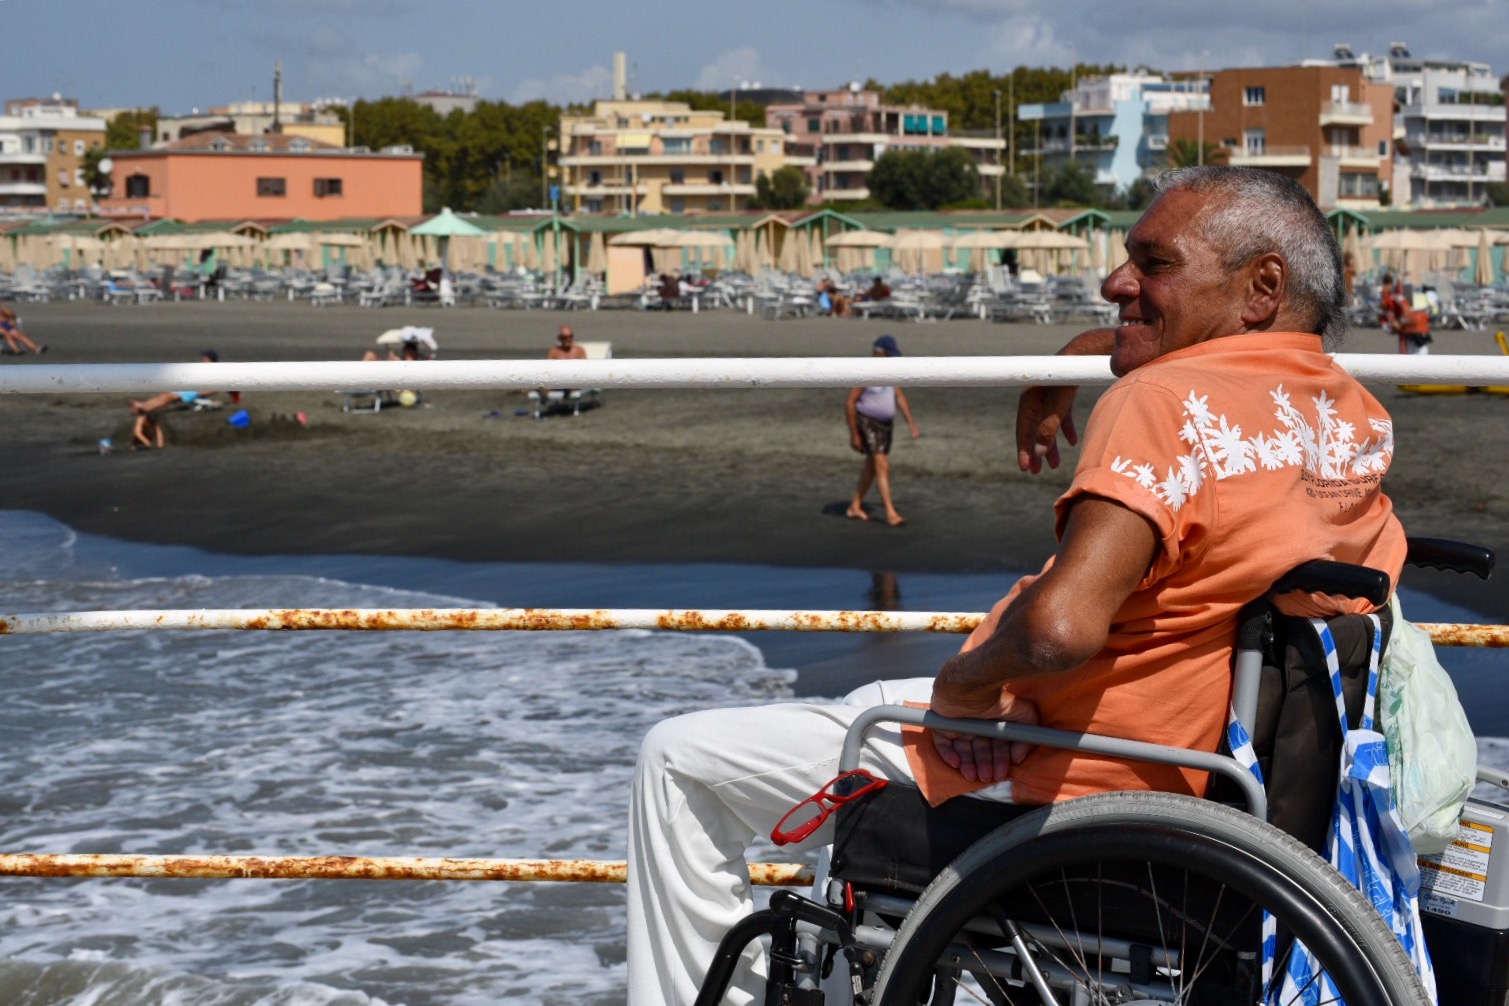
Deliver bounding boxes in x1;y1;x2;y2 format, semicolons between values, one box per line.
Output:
627;166;1411;1006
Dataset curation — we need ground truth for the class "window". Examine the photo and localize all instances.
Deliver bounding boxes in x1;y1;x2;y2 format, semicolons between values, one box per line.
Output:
257;176;287;197
1331;84;1351;103
588;140;602;155
125;174;150;197
588;169;603;186
808;118;821;133
663;137;690;154
1339;172;1380;197
669;197;686;213
1243;86;1266;106
74;168;85;187
669;168;685;184
1378;139;1389;157
58;168;70;187
248;139;270;152
313;177;343;197
1244;129;1266;155
289;138;312;152
709;169;724;184
73;139;85;155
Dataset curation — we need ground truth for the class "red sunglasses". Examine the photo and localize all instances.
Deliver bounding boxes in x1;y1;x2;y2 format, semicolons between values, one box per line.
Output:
770;769;889;846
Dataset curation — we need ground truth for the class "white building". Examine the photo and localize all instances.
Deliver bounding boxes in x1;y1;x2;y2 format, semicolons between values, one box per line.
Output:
1018;74;1208;194
0;96;106;214
1316;43;1506;208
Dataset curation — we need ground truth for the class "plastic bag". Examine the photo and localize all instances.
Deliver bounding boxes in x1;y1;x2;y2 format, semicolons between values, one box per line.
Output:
1379;595;1477;855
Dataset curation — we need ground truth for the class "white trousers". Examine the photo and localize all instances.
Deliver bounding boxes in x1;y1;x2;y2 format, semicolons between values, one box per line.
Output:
626;678;1013;1006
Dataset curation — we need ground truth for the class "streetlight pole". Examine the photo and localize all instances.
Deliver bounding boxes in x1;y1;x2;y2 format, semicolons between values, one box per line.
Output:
994;89;1002;211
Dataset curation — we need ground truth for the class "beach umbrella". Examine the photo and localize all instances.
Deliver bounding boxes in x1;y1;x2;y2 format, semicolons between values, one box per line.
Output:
754;230;771;272
1106;229;1128;272
411;209;486;277
520;235;540;272
585;231;607;275
267;233;315;252
542;231;559;276
889;230;946;275
826;229;892;248
1476;227;1496;287
608;228;686;247
376;326;438;355
808;229;825;273
776;231;798;273
317;232;366;248
1344;226;1365;275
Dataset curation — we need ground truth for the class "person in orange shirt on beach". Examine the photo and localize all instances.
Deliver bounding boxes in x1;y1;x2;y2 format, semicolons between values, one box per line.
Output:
624;166;1407;1006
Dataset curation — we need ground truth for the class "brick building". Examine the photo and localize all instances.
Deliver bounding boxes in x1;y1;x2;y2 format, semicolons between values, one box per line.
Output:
1167;65;1393;210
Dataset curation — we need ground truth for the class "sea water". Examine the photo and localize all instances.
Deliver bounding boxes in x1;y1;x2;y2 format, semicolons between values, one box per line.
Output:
1;509;1506;1006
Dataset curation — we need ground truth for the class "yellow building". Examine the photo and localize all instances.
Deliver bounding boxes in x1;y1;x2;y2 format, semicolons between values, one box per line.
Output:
559;100;797;215
0;97;107;215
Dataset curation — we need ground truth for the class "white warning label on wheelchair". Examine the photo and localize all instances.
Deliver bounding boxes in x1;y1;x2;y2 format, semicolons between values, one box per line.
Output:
1419;820;1494;904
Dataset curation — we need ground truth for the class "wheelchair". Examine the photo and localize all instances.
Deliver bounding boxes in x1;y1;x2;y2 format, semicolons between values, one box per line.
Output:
696;539;1499;1006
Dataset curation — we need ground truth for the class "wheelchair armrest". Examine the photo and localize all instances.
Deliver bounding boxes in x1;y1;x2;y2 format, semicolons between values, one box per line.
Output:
838;704;1267;820
1406;537;1495;580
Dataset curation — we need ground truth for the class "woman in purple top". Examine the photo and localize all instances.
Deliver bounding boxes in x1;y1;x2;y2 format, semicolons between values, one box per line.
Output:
844;334;921;525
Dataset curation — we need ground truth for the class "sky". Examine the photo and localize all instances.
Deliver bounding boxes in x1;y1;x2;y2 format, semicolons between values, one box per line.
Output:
5;0;1505;115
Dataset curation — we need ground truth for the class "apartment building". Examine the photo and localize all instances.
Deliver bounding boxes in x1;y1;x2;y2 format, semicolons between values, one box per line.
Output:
764;86;1003;203
0;97;107;214
95;132;422;222
1167;64;1394;210
156;101;346;148
1315;43;1506;208
1018;74;1208;193
558;100;791;214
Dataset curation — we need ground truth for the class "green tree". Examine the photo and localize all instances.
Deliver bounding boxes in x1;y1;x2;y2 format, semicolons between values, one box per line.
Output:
106;109;158;151
1043;161;1102;207
1122;175;1158;211
82;146;113;196
751;166;810;210
479;170;545;213
1485;182;1509;207
1165;138;1228;168
868;147;981;210
998;172;1032;209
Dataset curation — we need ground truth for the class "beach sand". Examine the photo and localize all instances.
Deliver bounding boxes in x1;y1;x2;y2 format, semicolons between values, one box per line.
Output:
2;298;1506;623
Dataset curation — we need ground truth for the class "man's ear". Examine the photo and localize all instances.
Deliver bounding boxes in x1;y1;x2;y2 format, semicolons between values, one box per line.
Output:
1241;252;1285;327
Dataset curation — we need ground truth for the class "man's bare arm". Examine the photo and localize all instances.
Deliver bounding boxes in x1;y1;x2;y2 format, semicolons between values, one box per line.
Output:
929;496;1156;781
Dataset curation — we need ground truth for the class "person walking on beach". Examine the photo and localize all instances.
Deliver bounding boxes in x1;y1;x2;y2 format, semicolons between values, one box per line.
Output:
0;305;46;355
845;334;920;526
1379;273;1432;355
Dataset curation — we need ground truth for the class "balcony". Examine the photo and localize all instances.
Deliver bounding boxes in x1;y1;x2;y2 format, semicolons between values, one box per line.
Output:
661;182;756;196
1227;145;1311;167
823;187;871;200
1145;134;1169;151
0;181;46;197
1411;162;1506;182
1323;144;1382;167
822;159;874;172
1409;132;1507;151
560;153;757;168
0;153;46;167
1319;101;1374;127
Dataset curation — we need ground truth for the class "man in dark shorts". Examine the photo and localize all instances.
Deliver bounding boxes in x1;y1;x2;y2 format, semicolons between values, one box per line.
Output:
844;333;921;526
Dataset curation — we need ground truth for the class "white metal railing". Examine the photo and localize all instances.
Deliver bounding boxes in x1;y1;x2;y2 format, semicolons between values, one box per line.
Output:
7;354;1509;396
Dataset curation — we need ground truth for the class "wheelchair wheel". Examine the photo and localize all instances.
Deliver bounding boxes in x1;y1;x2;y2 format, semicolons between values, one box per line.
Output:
872;791;1428;1006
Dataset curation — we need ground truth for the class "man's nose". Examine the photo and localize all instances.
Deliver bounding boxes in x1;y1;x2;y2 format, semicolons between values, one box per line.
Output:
1101;263;1135;303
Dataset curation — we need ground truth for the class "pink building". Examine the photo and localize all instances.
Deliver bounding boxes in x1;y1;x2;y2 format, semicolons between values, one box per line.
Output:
96;132;423;222
765;87;1004;203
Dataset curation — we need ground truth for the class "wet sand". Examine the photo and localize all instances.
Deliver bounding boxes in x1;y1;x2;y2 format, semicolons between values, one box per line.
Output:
2;298;1507;622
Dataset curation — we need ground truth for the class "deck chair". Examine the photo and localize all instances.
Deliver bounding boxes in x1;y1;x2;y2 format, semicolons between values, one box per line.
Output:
529;340;610;418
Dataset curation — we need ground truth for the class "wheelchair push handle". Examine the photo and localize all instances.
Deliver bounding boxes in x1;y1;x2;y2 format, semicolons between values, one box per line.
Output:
1406;537;1495;580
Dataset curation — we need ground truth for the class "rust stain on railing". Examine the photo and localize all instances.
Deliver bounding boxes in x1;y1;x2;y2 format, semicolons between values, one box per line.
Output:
0;854;813;886
1415;622;1509;648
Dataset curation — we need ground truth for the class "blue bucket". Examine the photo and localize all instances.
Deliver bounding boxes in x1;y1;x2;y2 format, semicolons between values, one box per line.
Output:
228;409;251;428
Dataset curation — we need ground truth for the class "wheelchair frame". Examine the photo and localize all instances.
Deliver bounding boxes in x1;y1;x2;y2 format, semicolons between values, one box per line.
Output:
695;541;1494;1006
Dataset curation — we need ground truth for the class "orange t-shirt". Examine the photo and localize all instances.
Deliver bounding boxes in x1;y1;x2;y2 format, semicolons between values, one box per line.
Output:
906;332;1407;806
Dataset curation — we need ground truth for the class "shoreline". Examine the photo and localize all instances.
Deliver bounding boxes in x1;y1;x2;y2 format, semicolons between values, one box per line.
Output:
2;300;1507;625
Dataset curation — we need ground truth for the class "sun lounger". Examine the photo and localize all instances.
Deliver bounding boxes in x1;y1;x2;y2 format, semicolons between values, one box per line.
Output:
528;341;610;418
